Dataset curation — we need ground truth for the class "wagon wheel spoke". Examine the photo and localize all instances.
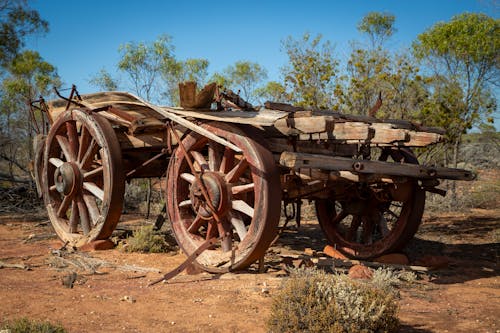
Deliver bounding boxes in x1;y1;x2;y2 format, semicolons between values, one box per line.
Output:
187;214;205;234
231;183;255;196
219;217;233;252
77;125;91;163
378;213;390;237
79;139;99;169
191;151;209;171
76;195;91;234
83;194;100;226
220;147;235;174
345;215;361;242
57;195;72;218
231;200;254;218
180;172;195;184
331;209;348;225
225;157;248;183
56;135;75;162
66;120;79;159
49;157;64;168
83;182;104;201
69;200;78;233
361;216;374;245
229;212;247;241
208;142;223;171
83;166;103;180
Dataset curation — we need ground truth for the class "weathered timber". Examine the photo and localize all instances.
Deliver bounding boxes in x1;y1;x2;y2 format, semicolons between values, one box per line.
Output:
370;123;409;144
163;107;288;127
279;152;476;181
267;138;358;156
264;101;303;112
406;130;443;146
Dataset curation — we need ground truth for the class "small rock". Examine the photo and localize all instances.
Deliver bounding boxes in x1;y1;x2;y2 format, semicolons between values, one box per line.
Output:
348;264;373;280
61;272;77;288
373;253;410;265
323;245;348;260
304;248;316;256
79;239;115;252
261;288;270;295
120;295;136;303
414;255;450;270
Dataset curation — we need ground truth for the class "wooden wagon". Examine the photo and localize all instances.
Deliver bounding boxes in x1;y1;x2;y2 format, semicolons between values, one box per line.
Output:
31;84;474;273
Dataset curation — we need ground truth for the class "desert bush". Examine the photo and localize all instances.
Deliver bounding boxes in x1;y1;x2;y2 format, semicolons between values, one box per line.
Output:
371;268;417;294
1;317;66;333
268;268;399;333
121;225;177;253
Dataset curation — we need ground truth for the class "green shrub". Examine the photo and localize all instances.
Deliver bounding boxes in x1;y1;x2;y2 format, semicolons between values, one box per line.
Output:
1;317;66;333
268;268;399;333
121;225;176;253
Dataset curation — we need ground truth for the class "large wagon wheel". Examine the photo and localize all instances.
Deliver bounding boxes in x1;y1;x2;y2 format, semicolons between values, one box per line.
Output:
166;122;281;272
315;148;425;259
42;109;125;247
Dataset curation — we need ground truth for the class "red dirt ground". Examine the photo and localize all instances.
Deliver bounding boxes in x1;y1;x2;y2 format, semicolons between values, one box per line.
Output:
0;207;499;332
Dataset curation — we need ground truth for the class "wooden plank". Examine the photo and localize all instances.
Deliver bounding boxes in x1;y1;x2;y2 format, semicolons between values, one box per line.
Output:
267;138;358;156
163;107;288;127
274;116;329;134
331;122;371;140
406;131;443;146
264;101;302;112
370;123;409;144
279;152;475;181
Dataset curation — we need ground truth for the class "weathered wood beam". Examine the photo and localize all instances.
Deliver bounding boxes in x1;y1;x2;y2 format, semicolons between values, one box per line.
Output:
279;152;475;181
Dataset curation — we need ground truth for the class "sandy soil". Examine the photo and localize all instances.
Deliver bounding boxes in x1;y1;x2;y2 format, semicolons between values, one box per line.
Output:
0;208;499;333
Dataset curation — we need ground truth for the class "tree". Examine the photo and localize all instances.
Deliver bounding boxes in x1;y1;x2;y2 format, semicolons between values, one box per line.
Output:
413;13;499;167
341;12;426;119
357;12;396;49
255;81;288;104
0;0;48;68
222;61;267;103
161;58;209;106
118;35;175;101
281;33;339;109
88;68;119;91
0;51;60;180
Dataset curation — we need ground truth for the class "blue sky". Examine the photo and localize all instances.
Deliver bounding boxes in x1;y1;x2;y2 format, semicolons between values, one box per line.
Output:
27;0;498;127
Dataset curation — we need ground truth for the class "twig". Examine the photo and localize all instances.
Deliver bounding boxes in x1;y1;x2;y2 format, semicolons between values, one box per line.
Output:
0;261;30;270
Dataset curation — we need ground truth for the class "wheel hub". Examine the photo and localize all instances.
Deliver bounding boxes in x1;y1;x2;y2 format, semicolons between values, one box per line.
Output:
190;172;230;219
54;162;82;196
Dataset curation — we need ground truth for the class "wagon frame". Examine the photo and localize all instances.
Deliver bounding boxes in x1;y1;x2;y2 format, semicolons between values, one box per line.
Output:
30;84;474;273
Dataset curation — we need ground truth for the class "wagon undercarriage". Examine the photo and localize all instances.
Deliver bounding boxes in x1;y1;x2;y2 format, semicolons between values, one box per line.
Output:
31;84;474;273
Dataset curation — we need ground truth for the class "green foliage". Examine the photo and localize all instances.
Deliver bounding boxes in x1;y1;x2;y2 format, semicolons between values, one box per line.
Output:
88;68;119;91
1;317;67;333
0;0;48;67
221;61;267;103
358;12;396;48
281;33;339;109
413;13;499;148
118;34;174;101
122;225;176;253
255;80;288;104
268;268;399;333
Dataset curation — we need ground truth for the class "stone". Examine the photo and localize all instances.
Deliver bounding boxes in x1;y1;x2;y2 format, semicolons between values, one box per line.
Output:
348;264;373;280
323;245;348;260
78;239;115;252
414;255;450;270
304;247;316;256
373;253;410;265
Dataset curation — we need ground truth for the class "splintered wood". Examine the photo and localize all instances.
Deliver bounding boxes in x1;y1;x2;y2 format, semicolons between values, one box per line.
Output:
270;110;443;147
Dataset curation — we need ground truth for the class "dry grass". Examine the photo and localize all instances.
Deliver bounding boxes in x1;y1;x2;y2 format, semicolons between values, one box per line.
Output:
1;317;67;333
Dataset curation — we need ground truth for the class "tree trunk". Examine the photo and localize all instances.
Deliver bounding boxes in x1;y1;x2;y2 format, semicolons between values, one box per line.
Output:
450;138;460;207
